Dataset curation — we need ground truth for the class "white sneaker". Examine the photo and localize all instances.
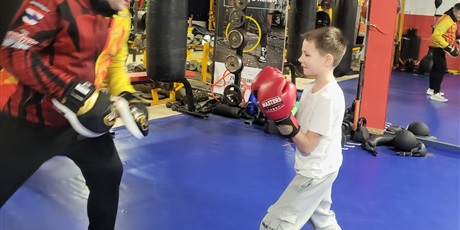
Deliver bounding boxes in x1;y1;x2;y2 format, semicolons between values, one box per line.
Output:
430;93;448;102
426;88;444;96
258;47;267;63
258;56;267;63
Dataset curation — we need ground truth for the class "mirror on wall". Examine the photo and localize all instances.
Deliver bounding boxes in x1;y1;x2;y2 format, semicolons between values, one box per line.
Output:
212;0;288;101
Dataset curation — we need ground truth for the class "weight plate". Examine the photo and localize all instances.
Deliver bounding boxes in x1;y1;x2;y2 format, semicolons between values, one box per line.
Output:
223;84;243;106
320;0;333;11
207;62;214;73
134;37;143;49
187;33;194;44
193;34;203;45
160;82;174;91
229;9;246;28
315;11;331;29
228;28;247;50
126;62;136;72
210;36;215;47
189;60;199;71
234;0;249;10
133;64;145;72
203;34;212;43
225;54;243;73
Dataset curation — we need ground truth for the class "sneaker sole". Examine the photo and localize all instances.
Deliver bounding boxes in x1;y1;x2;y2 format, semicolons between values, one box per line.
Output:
430;97;448;102
426;92;444;96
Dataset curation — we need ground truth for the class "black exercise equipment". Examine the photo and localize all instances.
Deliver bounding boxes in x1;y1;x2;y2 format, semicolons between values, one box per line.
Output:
264;119;279;134
404;58;416;72
315;11;331;29
146;0;207;119
349;60;366;132
341;132;347;147
392;130;419;152
283;62;298;86
407;121;430;136
400;29;421;63
343;0;370;142
146;0;187;82
396;141;427;157
418;48;434;75
332;0;359;77
361;134;395;156
320;0;333;11
212;103;242;119
435;0;443;9
229;9;247;28
342;120;353;137
352;124;370;144
362;132;428;157
223;84;243;106
286;0;317;66
234;0;249;10
417;0;443;75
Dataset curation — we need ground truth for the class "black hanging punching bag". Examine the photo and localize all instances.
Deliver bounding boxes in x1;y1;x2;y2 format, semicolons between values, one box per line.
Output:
332;0;358;77
435;0;443;9
418;0;442;75
418;48;434;75
146;0;187;82
286;0;317;66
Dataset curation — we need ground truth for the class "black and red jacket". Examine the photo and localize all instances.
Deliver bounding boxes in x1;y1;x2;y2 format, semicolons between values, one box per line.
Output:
1;0;135;126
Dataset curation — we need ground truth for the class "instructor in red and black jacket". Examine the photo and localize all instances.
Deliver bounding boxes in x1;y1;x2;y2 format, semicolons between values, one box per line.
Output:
0;0;149;229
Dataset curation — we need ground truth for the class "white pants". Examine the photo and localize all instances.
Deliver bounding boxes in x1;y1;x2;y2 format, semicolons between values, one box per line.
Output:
260;171;341;230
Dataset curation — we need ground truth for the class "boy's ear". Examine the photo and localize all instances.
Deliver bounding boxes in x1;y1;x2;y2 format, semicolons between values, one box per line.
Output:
325;54;334;67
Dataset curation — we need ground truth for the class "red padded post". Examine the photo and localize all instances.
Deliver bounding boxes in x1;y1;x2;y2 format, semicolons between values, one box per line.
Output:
360;0;399;130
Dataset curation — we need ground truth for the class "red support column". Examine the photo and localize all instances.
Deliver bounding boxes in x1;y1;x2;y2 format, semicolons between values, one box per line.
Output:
360;0;399;130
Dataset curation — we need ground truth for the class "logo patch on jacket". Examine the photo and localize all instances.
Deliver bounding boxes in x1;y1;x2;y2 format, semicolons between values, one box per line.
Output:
2;31;38;50
23;8;44;25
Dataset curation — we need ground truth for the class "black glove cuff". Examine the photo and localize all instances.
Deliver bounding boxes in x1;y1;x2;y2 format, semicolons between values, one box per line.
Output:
444;44;455;51
286;126;300;139
60;81;96;113
275;118;300;138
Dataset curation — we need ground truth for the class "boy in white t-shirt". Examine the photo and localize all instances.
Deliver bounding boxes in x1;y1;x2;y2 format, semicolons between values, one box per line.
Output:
255;27;347;230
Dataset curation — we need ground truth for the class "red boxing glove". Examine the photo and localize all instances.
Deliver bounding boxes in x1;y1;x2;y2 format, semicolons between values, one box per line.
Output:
258;77;300;138
251;66;282;99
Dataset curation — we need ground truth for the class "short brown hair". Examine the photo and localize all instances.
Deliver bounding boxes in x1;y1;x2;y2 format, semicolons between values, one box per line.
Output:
454;3;460;10
301;27;348;67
